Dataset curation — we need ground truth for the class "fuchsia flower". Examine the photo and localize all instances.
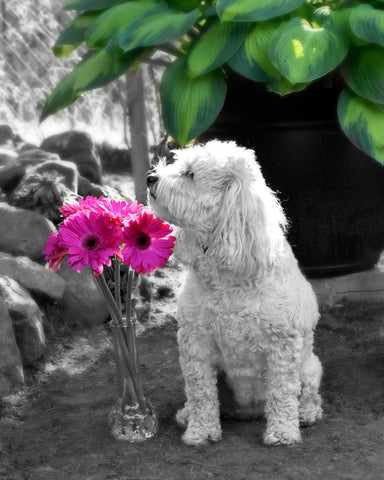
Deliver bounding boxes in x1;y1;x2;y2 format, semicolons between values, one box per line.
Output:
97;198;145;226
60;196;103;217
43;232;68;273
61;197;145;226
45;196;175;276
121;210;175;274
59;209;123;276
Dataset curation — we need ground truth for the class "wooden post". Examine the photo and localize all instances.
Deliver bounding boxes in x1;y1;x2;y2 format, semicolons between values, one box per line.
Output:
126;67;150;205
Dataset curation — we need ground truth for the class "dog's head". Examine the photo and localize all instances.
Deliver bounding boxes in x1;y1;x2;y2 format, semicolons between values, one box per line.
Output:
148;140;287;277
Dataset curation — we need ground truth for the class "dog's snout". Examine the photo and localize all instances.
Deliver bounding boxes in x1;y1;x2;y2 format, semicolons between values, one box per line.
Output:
146;172;159;187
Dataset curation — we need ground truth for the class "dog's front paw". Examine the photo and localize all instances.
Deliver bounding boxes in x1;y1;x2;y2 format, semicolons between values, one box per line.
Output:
182;424;222;446
263;425;301;446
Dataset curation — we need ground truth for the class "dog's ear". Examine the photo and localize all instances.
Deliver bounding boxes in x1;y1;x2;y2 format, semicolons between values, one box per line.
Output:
210;154;287;279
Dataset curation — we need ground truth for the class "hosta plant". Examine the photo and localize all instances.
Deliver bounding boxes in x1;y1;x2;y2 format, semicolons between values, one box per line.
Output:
42;0;384;163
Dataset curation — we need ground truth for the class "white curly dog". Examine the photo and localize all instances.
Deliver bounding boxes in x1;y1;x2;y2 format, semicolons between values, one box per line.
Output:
147;140;322;446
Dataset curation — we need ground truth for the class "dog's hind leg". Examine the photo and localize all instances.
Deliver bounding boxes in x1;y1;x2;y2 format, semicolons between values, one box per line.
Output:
299;346;323;426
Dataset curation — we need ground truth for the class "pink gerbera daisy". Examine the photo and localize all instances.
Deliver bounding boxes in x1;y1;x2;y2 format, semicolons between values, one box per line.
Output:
43;232;68;272
60;196;105;218
59;209;123;276
97;198;145;226
121;210;175;274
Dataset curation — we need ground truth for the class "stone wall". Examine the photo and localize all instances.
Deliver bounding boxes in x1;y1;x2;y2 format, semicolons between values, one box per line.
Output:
0;125;115;398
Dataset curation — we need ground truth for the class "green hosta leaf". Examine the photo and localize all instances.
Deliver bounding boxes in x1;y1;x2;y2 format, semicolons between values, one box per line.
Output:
119;8;199;52
166;0;205;12
86;1;163;48
41;48;143;121
350;4;384;47
201;4;218;18
266;77;309;95
160;57;227;146
217;0;305;22
187;20;249;77
63;0;124;11
52;45;80;58
269;18;349;84
73;48;144;92
227;21;281;82
338;89;384;163
40;69;82;122
53;12;100;57
313;6;367;47
342;46;384;105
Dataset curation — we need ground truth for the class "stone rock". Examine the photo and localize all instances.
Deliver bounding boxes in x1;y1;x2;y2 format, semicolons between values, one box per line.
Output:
0;148;18;166
0;276;45;365
0;255;65;301
77;175;122;199
0;125;16;148
98;142;132;174
78;175;105;198
57;262;110;326
41;131;103;184
0;163;26;193
17;142;38;153
0;298;24;397
17;148;60;166
0;203;56;260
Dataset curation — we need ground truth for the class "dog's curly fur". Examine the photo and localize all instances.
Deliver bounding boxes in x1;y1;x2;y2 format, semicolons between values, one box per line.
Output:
148;140;322;446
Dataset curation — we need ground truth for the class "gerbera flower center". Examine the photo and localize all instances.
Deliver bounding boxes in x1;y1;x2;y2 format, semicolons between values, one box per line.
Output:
82;236;99;250
135;232;152;250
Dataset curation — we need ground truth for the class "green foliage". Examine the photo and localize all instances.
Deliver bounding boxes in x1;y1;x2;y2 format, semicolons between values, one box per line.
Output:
342;46;384;105
216;0;305;22
119;8;200;52
350;4;384;47
268;18;348;84
338;89;384;164
227;21;281;82
40;48;145;121
53;12;100;57
160;57;227;145
187;20;250;77
85;1;163;49
43;0;384;161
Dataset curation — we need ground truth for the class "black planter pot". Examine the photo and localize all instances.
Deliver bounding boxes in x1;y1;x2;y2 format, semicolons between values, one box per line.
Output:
199;77;384;278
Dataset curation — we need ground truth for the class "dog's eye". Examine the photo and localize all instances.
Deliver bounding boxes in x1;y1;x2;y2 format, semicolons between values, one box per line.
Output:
183;170;194;180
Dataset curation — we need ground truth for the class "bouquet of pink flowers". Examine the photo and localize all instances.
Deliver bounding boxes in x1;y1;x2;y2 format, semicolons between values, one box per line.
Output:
43;196;175;441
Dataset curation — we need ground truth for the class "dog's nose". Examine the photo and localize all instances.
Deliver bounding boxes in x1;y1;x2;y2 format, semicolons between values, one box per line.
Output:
146;172;158;187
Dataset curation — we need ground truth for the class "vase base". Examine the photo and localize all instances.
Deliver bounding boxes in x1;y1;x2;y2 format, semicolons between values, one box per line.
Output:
109;401;158;442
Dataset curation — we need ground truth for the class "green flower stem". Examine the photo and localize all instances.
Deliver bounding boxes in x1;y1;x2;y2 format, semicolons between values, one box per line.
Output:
125;268;133;325
95;274;147;413
110;325;136;403
114;258;122;314
96;273;125;329
125;269;138;374
110;326;137;405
